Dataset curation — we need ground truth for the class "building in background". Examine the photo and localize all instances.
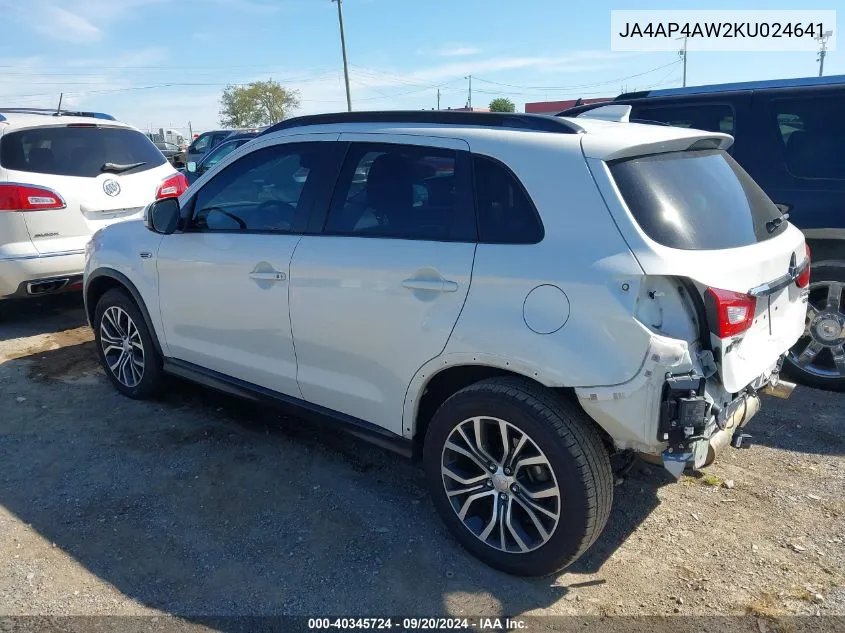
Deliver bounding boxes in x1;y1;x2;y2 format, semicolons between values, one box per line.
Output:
524;97;611;114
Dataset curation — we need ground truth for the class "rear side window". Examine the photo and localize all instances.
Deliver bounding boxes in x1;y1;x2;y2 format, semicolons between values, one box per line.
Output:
771;96;845;180
0;126;166;177
632;104;735;134
473;155;543;244
324;142;475;241
610;149;786;250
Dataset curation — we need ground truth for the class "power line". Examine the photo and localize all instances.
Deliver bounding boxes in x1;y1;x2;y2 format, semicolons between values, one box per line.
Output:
472;60;682;92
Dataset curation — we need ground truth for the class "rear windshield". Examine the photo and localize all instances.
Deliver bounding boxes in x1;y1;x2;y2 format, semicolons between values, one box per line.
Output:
0;125;166;177
609;149;786;250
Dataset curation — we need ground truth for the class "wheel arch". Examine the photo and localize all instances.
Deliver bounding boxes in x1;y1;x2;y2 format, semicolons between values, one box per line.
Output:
404;355;614;453
85;268;164;358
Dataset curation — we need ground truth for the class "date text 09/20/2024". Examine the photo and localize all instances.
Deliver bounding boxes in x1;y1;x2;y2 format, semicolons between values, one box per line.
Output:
308;618;527;630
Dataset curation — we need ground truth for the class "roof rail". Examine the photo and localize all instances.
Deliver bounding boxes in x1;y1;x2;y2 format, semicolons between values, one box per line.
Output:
0;107;116;121
260;110;584;136
617;74;845;100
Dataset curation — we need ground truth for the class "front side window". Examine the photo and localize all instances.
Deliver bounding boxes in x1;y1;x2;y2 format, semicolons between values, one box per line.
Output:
324;143;474;241
191;143;328;232
610;149;785;250
771;96;845;180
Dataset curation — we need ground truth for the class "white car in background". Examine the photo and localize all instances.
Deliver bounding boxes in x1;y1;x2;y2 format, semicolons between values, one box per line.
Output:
84;108;807;576
0;108;187;300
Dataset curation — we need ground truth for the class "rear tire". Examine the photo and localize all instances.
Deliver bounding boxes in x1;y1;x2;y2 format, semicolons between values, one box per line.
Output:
94;288;164;399
783;263;845;392
423;377;613;576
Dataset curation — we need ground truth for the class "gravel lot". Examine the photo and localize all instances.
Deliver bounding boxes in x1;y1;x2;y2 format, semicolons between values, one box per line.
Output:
0;294;843;629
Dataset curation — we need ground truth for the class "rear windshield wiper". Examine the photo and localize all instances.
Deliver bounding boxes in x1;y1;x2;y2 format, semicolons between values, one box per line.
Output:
100;161;146;174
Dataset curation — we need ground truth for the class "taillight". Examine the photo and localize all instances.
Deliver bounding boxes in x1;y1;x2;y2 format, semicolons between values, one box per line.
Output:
0;184;65;211
796;244;811;288
155;173;188;199
705;287;757;338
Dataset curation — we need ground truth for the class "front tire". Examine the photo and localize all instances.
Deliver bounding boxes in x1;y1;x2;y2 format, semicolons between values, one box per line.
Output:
94;288;164;399
783;264;845;392
423;377;613;576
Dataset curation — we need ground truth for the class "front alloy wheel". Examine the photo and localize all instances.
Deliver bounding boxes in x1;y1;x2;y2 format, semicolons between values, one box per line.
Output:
441;417;560;553
94;288;164;399
100;305;145;388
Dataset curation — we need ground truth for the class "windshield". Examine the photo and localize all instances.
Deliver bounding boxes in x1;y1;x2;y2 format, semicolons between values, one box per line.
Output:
609;149;786;250
1;126;166;177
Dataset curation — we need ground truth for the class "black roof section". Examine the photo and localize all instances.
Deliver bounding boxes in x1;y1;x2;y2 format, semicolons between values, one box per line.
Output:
0;107;116;121
260;110;584;136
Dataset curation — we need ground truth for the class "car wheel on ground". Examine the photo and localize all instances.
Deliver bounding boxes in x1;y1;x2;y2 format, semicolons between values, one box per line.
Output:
423;377;613;577
783;263;845;392
93;288;164;399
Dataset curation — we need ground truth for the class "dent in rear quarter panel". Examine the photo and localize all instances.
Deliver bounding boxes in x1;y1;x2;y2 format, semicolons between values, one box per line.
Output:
86;220;169;355
402;131;653;439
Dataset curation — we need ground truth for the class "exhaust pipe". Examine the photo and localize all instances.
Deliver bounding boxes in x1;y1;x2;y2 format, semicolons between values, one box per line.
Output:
760;379;797;400
705;392;761;466
27;278;70;295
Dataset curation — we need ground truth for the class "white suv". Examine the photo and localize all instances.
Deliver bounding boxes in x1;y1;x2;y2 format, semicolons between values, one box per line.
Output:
83;109;808;576
0;108;187;300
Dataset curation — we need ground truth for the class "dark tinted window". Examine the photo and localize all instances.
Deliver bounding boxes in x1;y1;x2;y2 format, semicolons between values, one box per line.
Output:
324;143;474;241
633;104;735;134
610;149;785;250
0;126;166;177
771;96;845;180
191;143;327;232
473;155;543;244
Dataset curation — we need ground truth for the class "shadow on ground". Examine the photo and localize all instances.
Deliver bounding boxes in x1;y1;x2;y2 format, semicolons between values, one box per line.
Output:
0;334;669;622
0;293;87;342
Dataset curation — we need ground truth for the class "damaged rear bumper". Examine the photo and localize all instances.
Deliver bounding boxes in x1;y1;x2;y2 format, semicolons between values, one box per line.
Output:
575;332;796;478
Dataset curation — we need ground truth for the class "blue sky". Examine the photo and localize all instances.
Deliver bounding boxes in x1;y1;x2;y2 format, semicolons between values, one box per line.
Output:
0;0;840;135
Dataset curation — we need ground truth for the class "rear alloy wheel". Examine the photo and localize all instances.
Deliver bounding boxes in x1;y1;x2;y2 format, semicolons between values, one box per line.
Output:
94;288;164;399
784;265;845;392
424;377;613;576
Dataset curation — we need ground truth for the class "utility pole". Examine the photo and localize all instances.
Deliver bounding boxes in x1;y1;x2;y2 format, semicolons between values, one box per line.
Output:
331;0;352;111
437;88;441;110
816;30;833;77
677;36;688;87
56;93;63;113
464;75;472;109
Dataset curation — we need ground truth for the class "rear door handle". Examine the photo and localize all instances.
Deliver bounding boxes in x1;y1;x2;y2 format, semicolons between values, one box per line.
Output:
402;278;458;292
249;271;286;282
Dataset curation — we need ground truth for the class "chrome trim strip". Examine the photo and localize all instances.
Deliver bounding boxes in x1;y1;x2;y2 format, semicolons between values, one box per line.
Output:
0;249;85;261
747;258;810;298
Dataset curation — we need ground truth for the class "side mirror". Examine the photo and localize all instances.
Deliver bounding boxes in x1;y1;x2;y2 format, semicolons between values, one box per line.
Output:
144;198;181;235
186;161;197;173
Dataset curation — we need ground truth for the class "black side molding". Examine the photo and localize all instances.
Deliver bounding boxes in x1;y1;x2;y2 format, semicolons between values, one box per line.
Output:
162;358;415;460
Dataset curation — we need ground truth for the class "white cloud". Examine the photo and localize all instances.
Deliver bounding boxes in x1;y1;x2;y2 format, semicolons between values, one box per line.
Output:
36;7;102;43
435;45;480;57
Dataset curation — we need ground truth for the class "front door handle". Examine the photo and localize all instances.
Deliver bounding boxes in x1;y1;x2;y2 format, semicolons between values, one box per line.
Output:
402;278;458;293
249;271;286;282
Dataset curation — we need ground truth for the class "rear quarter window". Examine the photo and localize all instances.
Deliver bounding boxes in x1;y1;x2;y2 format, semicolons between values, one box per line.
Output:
610;149;786;250
0;126;166;177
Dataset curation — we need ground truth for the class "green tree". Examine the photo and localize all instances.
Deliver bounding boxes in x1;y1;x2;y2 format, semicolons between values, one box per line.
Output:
218;79;301;127
488;97;516;113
